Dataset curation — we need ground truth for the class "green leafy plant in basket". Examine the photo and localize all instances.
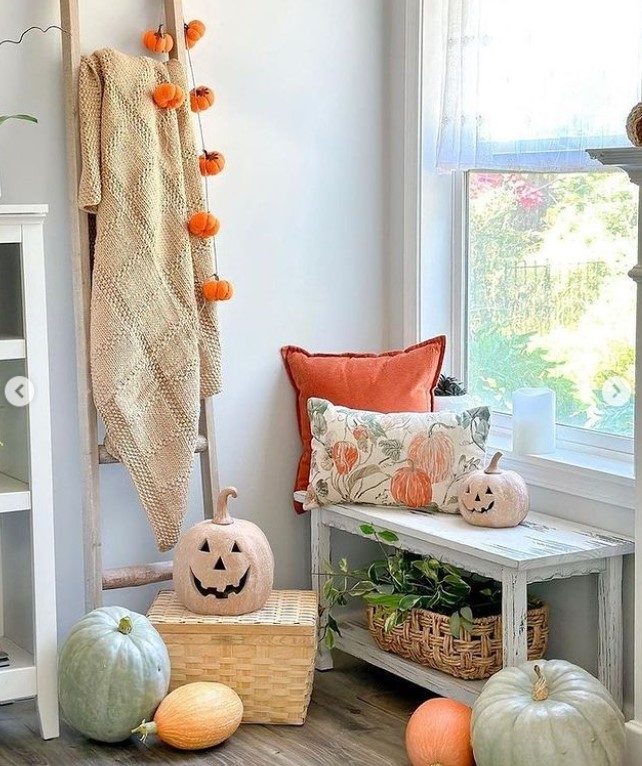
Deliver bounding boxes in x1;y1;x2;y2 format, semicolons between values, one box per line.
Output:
322;525;540;648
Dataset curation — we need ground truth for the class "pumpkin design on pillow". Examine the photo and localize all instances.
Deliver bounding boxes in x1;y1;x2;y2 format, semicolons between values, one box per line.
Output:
304;399;490;513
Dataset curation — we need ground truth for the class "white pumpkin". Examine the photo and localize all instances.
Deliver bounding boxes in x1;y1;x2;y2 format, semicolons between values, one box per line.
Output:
472;659;625;766
458;451;529;528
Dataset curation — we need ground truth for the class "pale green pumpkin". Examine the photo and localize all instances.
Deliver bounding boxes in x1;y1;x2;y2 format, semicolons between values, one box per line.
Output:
472;659;625;766
58;606;170;743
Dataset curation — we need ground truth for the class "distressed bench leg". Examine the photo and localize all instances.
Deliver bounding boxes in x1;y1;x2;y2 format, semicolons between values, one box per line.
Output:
598;556;623;708
311;509;333;671
502;569;528;667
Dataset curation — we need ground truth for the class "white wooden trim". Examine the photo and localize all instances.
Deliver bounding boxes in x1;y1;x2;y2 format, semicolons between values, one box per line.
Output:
625;720;642;766
598;556;624;709
0;338;26;362
0;474;30;513
400;0;424;347
311;511;333;671
21;220;59;739
0;205;48;218
0;638;36;703
501;570;528;667
450;173;467;381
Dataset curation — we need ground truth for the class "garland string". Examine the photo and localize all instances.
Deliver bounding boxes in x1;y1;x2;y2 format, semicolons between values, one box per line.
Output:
182;20;218;277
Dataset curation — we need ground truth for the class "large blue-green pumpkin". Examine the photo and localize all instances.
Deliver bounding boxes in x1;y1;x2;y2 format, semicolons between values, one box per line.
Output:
58;606;170;742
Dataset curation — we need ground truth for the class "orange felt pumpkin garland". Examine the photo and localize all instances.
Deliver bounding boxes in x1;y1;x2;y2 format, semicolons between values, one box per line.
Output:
152;82;185;110
185;20;206;49
190;86;215;113
199;151;225;177
188;211;220;239
143;24;174;54
203;278;234;302
144;14;231;301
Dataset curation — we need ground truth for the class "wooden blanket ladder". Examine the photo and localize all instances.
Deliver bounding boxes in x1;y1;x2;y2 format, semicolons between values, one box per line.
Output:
59;0;219;610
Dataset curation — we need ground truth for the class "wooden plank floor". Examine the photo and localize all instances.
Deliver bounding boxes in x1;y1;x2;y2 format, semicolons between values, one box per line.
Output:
0;655;428;765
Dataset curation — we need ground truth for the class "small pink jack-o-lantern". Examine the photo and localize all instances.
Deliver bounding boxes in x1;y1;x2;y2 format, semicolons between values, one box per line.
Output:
458;452;529;528
173;487;274;615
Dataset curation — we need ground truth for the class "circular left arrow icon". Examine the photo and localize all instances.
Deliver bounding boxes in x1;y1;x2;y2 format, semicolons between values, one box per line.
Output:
4;376;35;407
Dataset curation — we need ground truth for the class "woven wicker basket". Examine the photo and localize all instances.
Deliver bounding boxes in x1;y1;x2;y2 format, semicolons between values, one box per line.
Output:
148;590;318;725
367;602;548;680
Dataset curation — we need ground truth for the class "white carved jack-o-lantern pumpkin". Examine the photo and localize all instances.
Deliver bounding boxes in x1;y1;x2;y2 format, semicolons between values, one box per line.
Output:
174;487;274;615
458;451;529;528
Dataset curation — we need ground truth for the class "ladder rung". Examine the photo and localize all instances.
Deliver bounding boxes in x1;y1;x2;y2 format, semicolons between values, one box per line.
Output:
98;435;209;464
102;561;173;590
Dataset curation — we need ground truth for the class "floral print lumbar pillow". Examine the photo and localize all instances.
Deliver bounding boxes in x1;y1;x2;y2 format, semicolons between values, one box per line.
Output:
304;398;491;513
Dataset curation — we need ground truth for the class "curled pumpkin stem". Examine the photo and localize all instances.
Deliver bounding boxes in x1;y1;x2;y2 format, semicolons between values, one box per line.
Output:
532;664;549;701
214;487;238;525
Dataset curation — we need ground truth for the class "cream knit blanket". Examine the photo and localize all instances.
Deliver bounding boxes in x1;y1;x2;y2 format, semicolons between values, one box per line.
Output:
78;49;222;551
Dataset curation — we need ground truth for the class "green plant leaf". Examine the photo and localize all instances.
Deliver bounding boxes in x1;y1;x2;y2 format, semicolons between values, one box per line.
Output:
450;611;461;638
338;557;348;573
359;524;375;536
325;630;336;650
460;606;474;622
399;595;420;610
383;611;400;633
364;593;404;608
326;615;341;636
378;530;399;544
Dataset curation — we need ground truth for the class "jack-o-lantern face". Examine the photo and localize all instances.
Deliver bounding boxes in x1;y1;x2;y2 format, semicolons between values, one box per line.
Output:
461;485;496;515
174;488;275;616
458;452;529;529
190;537;250;599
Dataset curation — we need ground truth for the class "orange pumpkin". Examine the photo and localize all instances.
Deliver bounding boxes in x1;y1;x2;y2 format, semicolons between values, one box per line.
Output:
405;698;474;766
408;431;455;484
143;25;174;54
190;86;215;113
188;211;220;238
331;442;359;475
153;83;185;110
185;20;206;49
390;466;432;507
202;279;234;302
199;151;226;177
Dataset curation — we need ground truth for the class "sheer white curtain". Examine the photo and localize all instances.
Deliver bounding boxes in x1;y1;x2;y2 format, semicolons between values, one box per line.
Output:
424;0;642;172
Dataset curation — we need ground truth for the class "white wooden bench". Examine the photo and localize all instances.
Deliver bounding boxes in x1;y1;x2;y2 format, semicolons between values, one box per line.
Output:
297;492;634;708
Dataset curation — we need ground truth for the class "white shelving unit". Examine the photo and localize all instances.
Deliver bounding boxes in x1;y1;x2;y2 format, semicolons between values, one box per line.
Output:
0;205;58;739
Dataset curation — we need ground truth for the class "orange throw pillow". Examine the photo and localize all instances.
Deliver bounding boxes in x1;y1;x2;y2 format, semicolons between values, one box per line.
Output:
281;337;446;512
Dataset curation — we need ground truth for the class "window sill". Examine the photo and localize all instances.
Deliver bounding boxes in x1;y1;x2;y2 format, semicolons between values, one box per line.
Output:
487;425;634;510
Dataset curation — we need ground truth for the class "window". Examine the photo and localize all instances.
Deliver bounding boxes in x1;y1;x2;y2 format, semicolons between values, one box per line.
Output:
419;0;642;447
466;170;637;439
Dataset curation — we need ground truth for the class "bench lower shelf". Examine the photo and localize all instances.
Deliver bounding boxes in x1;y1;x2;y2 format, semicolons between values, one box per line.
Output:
0;637;36;703
334;617;486;706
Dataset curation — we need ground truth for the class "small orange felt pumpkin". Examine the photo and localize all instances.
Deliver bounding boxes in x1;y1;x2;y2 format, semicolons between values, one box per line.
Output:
185;20;206;49
199;151;226;177
405;698;474;766
188;211;220;238
190;86;215;113
153;83;185;110
202;279;234;302
143;24;174;54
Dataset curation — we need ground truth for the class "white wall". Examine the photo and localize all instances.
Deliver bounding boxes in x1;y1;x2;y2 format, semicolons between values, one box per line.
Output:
0;0;387;637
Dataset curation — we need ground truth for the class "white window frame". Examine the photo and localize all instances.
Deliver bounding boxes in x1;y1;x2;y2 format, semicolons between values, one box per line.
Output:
396;0;634;510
